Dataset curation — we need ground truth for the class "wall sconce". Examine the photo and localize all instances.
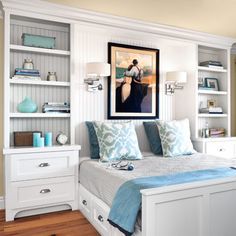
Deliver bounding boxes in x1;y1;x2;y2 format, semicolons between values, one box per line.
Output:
165;71;187;95
84;62;110;92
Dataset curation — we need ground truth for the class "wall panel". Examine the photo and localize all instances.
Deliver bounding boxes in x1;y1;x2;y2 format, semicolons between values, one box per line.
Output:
73;23;196;156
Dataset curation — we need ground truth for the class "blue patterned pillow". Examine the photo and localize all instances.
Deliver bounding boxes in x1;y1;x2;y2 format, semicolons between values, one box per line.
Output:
143;121;162;155
156;119;196;157
93;121;142;162
85;121;100;159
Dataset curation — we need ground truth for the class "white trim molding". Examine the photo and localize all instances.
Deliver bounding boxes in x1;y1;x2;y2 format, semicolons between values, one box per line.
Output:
0;196;5;209
1;0;236;47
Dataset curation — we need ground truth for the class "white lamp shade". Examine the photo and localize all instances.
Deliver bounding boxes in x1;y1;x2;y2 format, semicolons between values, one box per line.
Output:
86;62;110;77
166;71;187;83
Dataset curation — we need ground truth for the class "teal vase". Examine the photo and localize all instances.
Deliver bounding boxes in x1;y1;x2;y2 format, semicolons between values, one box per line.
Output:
17;96;38;113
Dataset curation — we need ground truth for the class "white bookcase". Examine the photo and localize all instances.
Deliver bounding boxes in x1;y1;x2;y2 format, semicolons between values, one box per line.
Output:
196;45;230;138
4;14;74;147
2;11;80;221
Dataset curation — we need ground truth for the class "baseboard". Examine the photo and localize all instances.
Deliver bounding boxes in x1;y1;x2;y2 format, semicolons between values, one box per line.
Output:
0;196;5;209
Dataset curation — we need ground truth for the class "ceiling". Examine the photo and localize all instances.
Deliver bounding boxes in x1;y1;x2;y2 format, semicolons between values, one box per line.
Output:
46;0;236;39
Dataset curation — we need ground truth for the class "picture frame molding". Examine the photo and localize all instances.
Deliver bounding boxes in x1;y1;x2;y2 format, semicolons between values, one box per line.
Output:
107;42;159;120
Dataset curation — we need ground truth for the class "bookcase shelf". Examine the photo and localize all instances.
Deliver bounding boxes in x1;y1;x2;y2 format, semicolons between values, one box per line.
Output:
10;113;71;118
10;79;70;87
198;90;227;95
4;15;72;147
198;66;227;73
10;44;70;56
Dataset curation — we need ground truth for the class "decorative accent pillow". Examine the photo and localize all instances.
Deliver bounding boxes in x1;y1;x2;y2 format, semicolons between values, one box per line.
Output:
93;121;142;162
156;119;196;157
85;121;100;159
143;121;162;155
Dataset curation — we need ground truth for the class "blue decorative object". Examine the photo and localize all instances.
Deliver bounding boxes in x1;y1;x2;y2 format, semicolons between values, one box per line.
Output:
22;33;56;49
38;137;45;147
33;133;41;147
17;96;38;113
45;132;52;147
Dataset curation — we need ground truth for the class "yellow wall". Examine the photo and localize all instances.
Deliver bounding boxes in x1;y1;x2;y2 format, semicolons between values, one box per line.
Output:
0;19;3;196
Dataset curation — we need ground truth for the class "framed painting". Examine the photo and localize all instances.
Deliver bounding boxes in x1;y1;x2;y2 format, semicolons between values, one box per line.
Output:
107;42;159;119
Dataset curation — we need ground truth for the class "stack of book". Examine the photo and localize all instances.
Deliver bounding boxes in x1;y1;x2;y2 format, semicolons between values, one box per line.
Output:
42;102;70;113
12;68;41;80
210;128;225;137
199;107;223;114
199;60;223;69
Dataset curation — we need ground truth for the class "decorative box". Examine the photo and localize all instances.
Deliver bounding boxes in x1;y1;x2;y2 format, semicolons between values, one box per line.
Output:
22;33;56;49
14;131;42;146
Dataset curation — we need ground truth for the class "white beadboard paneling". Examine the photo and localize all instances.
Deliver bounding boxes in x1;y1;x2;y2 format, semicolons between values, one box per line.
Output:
73;23;194;157
10;118;70;146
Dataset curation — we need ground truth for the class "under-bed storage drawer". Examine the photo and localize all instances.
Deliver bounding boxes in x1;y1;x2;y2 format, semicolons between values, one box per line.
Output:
205;141;235;158
79;185;92;219
92;200;110;236
10;176;75;209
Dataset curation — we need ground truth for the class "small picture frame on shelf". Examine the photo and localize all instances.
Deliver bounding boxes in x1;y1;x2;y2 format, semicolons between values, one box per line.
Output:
207;99;216;108
205;78;219;91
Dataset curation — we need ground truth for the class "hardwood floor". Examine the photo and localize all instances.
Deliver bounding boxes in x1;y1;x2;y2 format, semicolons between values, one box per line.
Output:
0;210;100;236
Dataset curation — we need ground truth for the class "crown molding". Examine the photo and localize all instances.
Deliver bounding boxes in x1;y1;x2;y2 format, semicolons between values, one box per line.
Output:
1;0;236;47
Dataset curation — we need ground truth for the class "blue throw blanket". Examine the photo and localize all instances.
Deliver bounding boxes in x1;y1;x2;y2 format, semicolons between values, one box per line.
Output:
108;167;236;236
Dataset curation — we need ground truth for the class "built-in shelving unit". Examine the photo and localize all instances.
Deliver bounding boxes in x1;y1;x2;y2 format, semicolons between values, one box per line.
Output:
196;45;230;138
4;14;73;147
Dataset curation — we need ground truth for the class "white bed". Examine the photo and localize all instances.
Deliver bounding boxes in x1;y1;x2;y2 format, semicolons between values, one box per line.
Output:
79;153;236;236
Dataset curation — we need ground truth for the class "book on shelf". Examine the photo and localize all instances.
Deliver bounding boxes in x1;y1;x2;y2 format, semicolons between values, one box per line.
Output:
13;68;41;79
11;75;41;80
42;102;70;113
199;107;223;114
210;128;225;137
199;60;223;66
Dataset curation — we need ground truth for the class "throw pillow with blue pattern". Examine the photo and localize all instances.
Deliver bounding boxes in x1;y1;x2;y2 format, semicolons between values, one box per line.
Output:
156;119;196;157
93;121;142;162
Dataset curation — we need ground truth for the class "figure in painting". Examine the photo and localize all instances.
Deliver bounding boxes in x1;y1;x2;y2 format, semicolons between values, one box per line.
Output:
116;59;148;113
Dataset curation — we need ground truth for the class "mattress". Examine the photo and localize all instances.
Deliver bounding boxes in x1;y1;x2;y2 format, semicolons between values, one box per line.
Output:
79;152;236;207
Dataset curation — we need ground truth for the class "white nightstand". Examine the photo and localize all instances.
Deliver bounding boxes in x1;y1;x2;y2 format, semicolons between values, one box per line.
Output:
3;145;81;221
192;137;236;159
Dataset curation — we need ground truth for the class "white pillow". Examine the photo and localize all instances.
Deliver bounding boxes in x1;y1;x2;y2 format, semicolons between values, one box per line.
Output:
93;121;142;162
156;119;196;157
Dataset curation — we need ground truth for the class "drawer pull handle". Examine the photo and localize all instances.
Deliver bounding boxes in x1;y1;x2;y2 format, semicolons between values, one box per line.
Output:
82;200;87;206
219;148;225;152
98;215;104;222
40;189;51;194
39;163;50;167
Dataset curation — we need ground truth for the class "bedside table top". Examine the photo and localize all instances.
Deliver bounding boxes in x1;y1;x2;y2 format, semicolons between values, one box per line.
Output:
3;145;81;155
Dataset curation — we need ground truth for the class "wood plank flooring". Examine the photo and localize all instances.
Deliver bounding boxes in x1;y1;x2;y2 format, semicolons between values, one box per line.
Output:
0;210;100;236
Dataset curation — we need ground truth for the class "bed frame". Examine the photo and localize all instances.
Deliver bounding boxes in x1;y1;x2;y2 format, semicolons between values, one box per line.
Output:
79;176;236;236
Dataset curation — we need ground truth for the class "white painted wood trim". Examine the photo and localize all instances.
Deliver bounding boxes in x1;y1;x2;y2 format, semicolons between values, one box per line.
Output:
3;144;81;154
198;66;227;73
9;113;71;118
1;0;236;47
10;44;70;56
10;79;70;87
0;196;5;209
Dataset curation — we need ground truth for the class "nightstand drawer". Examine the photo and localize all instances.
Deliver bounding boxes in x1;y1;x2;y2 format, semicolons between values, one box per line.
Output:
205;141;235;158
10;176;75;208
10;151;78;181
